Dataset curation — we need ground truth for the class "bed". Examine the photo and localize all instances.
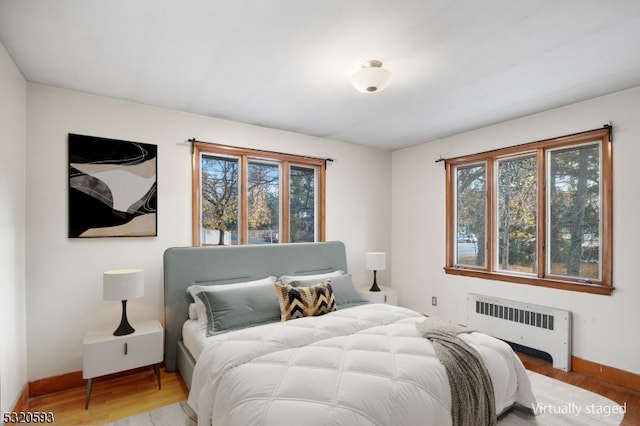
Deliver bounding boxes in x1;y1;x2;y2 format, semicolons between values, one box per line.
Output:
163;241;536;426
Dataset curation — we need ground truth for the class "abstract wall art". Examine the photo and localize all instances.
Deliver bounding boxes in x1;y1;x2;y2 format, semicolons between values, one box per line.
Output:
68;134;157;238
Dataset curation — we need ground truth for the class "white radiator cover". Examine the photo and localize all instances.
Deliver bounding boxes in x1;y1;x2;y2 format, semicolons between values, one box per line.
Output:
466;293;572;371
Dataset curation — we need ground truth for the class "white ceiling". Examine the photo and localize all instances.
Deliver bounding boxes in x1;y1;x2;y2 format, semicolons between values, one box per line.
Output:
1;0;640;151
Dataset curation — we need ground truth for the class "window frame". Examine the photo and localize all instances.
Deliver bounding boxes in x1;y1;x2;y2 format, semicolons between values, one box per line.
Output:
192;142;326;246
444;127;613;295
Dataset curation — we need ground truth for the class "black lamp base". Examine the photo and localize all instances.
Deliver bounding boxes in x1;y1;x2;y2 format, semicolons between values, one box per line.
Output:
369;270;381;292
113;300;135;336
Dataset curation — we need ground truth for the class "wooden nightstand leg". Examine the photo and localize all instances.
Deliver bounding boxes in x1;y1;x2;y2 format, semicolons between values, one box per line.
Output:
84;378;93;410
154;363;162;390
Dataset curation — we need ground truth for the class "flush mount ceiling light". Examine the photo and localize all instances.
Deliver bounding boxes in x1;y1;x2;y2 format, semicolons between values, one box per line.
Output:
351;60;392;93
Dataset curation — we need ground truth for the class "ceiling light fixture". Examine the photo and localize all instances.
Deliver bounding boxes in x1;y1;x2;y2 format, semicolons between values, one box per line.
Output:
351;60;392;93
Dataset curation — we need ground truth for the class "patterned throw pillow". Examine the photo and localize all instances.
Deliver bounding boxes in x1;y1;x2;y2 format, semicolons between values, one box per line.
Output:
274;281;337;321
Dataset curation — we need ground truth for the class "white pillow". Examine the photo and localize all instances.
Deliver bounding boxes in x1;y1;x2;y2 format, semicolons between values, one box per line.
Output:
188;303;198;320
187;276;277;331
278;270;344;285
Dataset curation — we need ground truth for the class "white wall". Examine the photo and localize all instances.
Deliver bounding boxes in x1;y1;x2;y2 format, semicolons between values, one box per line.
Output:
392;86;640;375
25;84;391;381
0;42;27;413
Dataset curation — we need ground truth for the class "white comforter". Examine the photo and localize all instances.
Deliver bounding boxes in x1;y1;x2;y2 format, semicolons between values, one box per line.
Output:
188;304;536;426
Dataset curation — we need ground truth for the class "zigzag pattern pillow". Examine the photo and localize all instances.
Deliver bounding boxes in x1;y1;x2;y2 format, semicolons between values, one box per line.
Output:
274;281;337;321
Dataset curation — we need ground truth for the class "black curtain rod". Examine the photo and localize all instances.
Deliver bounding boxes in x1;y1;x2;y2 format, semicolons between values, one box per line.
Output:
434;123;612;167
188;138;335;164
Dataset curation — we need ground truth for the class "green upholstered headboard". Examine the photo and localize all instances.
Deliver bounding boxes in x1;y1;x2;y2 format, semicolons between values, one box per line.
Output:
163;241;348;371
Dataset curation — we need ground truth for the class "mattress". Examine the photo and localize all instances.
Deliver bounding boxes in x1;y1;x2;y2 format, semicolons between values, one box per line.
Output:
182;319;209;361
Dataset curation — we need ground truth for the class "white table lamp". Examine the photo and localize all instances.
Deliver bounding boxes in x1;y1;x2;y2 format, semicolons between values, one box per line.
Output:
103;268;144;336
365;252;386;292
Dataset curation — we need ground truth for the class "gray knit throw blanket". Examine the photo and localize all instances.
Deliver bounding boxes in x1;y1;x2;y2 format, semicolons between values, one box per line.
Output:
417;318;497;426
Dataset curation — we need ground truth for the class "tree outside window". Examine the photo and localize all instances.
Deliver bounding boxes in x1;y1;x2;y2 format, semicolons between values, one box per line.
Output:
290;165;317;243
201;155;239;245
455;163;486;268
497;154;537;274
192;142;325;246
548;143;601;281
445;127;612;295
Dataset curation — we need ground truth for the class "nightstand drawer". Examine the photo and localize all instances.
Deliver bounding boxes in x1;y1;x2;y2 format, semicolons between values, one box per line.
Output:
83;320;163;379
359;286;398;305
83;332;162;378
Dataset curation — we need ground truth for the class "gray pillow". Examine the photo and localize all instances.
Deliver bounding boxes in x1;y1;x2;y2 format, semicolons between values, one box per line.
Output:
292;274;369;308
187;276;276;331
196;281;281;336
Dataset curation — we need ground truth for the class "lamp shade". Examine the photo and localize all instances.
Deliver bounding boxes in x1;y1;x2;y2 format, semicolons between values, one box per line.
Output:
365;252;386;271
351;60;392;93
103;268;144;301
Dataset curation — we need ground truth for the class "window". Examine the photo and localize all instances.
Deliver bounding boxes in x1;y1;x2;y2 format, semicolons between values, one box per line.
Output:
192;142;325;246
445;127;612;295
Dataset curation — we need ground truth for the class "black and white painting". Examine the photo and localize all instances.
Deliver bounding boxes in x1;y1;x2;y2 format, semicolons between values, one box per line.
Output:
68;134;157;238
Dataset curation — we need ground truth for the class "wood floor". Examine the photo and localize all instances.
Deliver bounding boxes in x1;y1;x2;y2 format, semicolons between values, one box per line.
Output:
21;366;189;425
21;353;640;425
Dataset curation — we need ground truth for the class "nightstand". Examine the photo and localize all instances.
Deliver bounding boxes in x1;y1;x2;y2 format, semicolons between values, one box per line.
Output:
359;286;398;305
83;320;163;409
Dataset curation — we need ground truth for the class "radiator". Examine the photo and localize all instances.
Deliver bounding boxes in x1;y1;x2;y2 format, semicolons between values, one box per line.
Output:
466;293;572;371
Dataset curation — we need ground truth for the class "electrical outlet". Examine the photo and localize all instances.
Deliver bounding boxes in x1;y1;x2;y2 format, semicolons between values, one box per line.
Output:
432;296;437;306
